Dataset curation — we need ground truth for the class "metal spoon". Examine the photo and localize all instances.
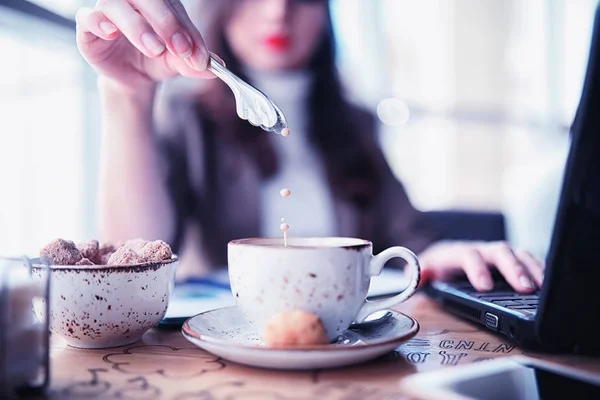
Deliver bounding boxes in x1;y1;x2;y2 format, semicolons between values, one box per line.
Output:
207;56;289;135
349;310;393;329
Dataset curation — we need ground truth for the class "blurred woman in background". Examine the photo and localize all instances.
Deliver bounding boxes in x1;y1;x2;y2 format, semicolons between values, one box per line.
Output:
76;0;543;292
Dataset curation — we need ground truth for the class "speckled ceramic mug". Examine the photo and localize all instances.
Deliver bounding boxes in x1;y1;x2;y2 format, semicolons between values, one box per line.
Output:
228;237;421;341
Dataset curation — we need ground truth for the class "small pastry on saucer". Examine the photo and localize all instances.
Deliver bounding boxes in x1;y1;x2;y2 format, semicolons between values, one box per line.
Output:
264;310;329;348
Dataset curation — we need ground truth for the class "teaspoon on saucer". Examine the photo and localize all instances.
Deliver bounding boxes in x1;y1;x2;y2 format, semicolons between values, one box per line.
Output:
350;310;393;329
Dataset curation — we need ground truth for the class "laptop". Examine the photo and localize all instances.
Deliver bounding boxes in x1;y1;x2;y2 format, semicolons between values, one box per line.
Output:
423;3;600;354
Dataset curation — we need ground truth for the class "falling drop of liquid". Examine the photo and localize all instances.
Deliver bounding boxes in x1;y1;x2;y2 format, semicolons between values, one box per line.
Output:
280;217;289;247
281;128;291;137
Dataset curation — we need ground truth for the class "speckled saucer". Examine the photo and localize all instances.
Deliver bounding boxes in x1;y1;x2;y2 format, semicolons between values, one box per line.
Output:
182;306;419;370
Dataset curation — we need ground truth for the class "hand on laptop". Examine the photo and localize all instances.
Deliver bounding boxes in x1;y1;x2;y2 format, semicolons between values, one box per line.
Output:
418;241;544;293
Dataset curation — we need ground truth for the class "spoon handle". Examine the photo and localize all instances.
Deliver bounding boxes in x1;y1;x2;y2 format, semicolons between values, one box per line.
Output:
207;57;242;96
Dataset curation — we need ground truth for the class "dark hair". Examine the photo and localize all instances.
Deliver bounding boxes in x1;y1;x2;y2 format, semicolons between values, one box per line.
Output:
196;1;383;208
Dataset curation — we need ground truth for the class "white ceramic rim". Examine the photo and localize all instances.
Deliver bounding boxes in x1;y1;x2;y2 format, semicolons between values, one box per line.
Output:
29;255;179;271
228;237;372;250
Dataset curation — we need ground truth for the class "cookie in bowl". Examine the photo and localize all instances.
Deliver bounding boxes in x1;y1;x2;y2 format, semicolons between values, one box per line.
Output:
32;238;178;349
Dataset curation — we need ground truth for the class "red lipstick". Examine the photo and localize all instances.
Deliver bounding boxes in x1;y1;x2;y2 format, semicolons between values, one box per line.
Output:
264;35;291;51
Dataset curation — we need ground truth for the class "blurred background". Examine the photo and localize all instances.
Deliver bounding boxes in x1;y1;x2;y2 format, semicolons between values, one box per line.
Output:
0;0;596;260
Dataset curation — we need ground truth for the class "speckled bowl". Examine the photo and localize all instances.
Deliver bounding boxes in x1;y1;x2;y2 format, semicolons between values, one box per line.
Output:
31;256;178;349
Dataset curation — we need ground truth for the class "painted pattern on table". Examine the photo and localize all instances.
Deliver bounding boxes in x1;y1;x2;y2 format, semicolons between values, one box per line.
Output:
51;328;519;400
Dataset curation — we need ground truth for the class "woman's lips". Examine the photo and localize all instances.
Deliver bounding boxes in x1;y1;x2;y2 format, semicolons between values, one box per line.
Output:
264;35;291;51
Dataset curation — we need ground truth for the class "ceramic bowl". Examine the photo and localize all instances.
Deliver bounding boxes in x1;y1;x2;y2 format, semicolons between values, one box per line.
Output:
31;256;178;349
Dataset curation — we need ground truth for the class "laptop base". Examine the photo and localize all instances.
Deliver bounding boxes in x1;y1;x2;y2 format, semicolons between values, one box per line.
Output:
423;280;543;351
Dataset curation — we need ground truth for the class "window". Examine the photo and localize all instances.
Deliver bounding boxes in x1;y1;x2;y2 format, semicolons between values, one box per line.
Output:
331;0;595;213
0;1;96;257
0;0;596;259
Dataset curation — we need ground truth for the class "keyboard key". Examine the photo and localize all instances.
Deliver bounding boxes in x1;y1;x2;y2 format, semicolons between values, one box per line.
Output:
519;295;540;300
491;300;522;306
479;297;519;302
478;291;520;297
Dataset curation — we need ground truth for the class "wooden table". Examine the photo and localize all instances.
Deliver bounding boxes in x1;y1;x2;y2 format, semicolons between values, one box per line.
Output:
45;294;600;399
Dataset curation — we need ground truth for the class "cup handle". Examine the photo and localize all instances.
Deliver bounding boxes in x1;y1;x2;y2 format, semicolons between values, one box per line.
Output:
354;246;421;323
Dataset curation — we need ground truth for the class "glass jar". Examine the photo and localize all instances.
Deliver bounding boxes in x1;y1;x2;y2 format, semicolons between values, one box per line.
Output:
0;257;50;399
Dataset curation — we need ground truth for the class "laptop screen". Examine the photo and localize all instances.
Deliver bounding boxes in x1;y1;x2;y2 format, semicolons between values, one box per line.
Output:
536;2;600;352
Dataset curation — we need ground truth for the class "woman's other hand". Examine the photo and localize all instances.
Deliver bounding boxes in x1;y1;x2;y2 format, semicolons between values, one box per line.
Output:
76;0;216;94
418;241;544;293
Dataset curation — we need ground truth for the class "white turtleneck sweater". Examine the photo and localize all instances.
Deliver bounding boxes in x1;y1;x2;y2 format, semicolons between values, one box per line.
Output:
244;69;338;239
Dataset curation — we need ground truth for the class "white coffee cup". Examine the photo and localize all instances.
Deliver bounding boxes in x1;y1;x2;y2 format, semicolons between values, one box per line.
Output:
228;237;421;342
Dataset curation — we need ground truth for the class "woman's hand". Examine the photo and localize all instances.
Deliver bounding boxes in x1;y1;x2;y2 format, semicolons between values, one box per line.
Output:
76;0;216;94
418;241;544;293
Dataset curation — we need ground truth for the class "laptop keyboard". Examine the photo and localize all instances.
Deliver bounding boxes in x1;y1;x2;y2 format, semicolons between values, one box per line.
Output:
448;280;540;317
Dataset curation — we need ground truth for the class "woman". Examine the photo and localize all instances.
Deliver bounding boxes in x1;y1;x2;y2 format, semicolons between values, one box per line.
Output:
76;0;543;292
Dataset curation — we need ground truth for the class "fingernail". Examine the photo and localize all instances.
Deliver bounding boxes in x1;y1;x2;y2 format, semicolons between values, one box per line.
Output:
141;32;165;56
479;276;494;291
171;32;192;58
189;47;208;71
99;21;117;35
519;275;535;289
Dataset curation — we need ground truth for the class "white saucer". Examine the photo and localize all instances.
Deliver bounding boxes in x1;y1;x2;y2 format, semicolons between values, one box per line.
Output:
181;306;419;370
